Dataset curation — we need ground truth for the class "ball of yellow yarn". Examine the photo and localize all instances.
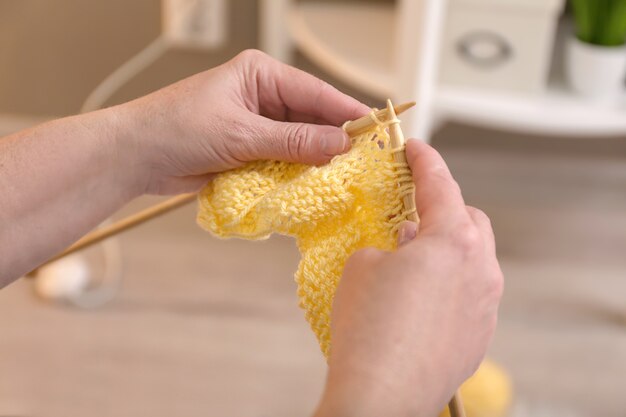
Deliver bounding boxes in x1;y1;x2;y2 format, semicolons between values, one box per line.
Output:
440;360;513;417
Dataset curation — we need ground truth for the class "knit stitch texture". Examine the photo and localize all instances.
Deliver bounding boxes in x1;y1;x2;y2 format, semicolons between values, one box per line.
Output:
197;117;413;356
196;118;513;417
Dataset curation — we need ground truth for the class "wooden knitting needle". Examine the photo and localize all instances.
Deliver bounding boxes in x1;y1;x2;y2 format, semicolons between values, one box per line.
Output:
448;394;466;417
345;101;416;137
386;100;418;223
33;193;196;271
385;99;466;417
32;103;415;271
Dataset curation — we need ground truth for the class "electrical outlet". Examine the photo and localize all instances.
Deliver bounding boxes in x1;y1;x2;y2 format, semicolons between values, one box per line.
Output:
162;0;228;49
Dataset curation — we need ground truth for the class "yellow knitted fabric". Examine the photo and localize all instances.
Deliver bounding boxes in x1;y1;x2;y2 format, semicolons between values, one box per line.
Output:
197;114;412;356
196;113;513;417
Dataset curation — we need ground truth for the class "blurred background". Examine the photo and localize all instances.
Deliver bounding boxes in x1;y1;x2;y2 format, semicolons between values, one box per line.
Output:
1;0;625;416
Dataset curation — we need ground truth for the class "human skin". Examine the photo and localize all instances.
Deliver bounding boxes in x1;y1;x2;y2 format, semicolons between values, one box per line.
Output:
0;49;368;284
0;50;502;416
314;140;503;417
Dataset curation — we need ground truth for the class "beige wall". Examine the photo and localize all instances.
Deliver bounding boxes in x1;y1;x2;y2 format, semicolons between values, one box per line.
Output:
0;0;259;116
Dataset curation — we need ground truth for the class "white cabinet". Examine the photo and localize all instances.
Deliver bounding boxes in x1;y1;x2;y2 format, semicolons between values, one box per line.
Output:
440;0;565;93
260;0;626;140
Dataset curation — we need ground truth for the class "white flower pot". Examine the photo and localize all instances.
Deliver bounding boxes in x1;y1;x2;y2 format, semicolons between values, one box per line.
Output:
566;37;626;100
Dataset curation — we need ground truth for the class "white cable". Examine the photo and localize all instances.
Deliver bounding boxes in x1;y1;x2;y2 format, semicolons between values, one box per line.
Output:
38;36;168;308
80;37;168;113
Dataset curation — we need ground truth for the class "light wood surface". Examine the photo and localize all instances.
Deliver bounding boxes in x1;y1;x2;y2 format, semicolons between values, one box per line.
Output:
2;133;626;416
36;193;197;269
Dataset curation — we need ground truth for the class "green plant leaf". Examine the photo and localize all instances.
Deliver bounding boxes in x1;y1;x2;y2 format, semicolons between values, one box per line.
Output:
570;0;626;46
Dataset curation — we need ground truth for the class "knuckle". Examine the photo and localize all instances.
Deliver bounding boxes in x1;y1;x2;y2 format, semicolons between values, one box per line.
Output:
234;48;266;64
313;78;331;104
488;267;504;300
452;222;483;253
467;358;483;379
346;248;384;270
227;119;258;160
360;247;384;259
423;165;457;187
488;310;499;330
342;256;360;278
467;206;490;225
285;124;311;160
449;179;463;196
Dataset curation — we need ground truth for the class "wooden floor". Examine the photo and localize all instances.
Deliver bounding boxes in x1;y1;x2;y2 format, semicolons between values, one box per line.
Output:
1;128;625;417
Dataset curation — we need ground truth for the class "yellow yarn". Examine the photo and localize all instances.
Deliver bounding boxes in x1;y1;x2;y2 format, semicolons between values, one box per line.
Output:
197;111;512;417
197;113;412;356
441;360;513;417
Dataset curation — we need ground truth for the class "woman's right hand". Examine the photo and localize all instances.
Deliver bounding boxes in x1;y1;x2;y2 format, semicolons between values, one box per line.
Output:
315;139;504;417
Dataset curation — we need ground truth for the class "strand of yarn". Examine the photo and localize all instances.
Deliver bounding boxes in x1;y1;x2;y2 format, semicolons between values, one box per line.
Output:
197;110;514;417
197;108;415;356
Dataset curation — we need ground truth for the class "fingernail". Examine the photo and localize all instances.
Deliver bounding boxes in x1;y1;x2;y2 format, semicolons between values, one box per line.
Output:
322;131;349;156
397;221;417;246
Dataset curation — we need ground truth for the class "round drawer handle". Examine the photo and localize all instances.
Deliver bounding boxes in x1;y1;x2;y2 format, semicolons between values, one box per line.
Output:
456;31;512;68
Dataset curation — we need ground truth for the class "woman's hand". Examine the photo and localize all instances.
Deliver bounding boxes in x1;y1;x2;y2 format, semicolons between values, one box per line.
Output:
0;49;368;284
315;140;503;417
117;49;370;195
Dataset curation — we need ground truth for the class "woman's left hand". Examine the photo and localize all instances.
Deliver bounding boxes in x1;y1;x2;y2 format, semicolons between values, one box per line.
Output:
116;49;370;195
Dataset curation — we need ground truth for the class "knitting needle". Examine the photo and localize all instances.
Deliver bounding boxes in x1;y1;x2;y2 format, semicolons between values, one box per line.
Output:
386;100;418;223
345;101;416;137
448;394;466;417
33;193;196;271
32;103;415;272
385;99;466;417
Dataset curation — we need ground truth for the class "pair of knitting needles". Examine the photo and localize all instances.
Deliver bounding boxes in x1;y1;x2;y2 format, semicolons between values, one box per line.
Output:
32;99;465;417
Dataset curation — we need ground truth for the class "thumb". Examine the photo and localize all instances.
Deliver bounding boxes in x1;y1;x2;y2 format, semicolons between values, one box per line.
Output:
255;118;351;165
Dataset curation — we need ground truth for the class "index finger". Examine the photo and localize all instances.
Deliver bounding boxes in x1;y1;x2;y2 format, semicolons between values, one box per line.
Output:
405;139;468;227
253;52;370;125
